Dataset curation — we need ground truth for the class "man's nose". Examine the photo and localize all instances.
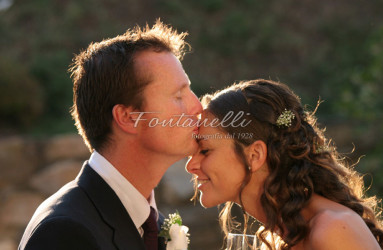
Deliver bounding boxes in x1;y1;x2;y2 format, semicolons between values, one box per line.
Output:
190;91;203;116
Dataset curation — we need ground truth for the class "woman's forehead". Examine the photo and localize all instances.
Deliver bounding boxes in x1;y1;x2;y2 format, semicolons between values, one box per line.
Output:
201;109;214;120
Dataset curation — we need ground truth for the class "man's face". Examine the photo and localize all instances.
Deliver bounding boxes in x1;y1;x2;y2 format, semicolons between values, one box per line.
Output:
133;50;202;159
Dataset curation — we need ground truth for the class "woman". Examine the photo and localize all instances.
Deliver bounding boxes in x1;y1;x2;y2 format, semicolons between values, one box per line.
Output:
187;79;383;249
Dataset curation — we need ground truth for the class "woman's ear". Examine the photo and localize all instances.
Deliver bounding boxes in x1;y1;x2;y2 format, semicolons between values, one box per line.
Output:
246;140;267;172
112;104;139;134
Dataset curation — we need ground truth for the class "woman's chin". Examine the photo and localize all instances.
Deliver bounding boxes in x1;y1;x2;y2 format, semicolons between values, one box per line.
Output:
199;195;218;208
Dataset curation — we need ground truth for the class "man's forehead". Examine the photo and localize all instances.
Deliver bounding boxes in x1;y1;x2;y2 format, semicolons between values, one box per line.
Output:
134;50;177;67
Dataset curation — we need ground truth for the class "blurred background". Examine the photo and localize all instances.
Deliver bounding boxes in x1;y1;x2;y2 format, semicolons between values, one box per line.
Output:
0;0;382;249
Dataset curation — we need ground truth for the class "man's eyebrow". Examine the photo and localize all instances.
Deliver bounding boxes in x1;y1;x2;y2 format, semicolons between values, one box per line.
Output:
181;82;191;89
173;82;190;94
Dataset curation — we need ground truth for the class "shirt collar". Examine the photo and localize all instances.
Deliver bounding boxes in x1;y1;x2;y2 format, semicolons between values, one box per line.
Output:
88;151;158;232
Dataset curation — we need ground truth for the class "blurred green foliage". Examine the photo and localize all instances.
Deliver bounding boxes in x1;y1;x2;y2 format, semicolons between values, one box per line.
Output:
0;58;43;129
0;0;382;195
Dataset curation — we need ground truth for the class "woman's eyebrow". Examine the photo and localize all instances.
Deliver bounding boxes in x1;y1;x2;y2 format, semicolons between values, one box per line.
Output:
198;137;210;146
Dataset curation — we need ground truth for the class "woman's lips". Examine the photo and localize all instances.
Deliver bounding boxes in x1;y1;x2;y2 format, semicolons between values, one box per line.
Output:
197;178;210;189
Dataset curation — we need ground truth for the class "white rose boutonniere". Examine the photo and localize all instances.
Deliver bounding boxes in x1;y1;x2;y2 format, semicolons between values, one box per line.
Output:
159;211;190;250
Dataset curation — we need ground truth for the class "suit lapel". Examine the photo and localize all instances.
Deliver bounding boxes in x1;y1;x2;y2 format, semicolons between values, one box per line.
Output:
77;163;145;250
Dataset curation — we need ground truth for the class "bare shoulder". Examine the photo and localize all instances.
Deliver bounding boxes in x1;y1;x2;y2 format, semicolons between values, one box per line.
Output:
307;209;380;250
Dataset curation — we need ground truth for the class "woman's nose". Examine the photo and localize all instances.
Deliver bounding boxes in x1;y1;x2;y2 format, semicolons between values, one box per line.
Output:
186;153;202;174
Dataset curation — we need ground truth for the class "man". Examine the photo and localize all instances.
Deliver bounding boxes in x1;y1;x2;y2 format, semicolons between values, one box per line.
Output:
19;20;202;250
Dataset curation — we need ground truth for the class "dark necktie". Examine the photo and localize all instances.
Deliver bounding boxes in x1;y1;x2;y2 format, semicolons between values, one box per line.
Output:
142;207;158;250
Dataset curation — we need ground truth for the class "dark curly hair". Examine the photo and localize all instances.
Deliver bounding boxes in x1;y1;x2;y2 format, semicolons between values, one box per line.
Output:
200;79;383;249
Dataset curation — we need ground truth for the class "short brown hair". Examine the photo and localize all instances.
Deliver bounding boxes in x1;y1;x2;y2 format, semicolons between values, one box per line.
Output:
69;20;189;152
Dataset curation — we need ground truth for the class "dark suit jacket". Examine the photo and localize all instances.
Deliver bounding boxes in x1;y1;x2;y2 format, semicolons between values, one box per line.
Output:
19;163;166;250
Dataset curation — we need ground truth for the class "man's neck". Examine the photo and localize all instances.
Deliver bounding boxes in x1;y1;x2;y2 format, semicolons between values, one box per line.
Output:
100;145;181;199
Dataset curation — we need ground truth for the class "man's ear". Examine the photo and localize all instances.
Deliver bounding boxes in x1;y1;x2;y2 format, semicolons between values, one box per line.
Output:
246;140;267;172
112;104;140;134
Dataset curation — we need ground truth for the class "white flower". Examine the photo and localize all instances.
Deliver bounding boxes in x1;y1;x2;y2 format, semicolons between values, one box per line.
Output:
276;109;295;128
166;224;189;250
159;211;190;250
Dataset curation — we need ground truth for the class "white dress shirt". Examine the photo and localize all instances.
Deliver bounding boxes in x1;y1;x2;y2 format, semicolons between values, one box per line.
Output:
88;151;158;236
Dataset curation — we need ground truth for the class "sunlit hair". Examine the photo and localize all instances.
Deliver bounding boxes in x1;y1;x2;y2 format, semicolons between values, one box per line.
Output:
69;20;189;152
196;79;383;249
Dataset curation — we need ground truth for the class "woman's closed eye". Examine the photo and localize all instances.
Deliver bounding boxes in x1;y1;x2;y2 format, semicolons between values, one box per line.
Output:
200;149;209;155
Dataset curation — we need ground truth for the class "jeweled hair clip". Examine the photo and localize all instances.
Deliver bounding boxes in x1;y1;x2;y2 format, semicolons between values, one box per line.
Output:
276;109;295;128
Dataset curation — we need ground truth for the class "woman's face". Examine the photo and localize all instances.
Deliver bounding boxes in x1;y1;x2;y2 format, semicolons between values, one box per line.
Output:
186;112;246;208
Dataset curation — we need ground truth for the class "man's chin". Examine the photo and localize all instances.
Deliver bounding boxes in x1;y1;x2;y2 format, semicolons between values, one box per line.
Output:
171;139;199;158
187;139;199;155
